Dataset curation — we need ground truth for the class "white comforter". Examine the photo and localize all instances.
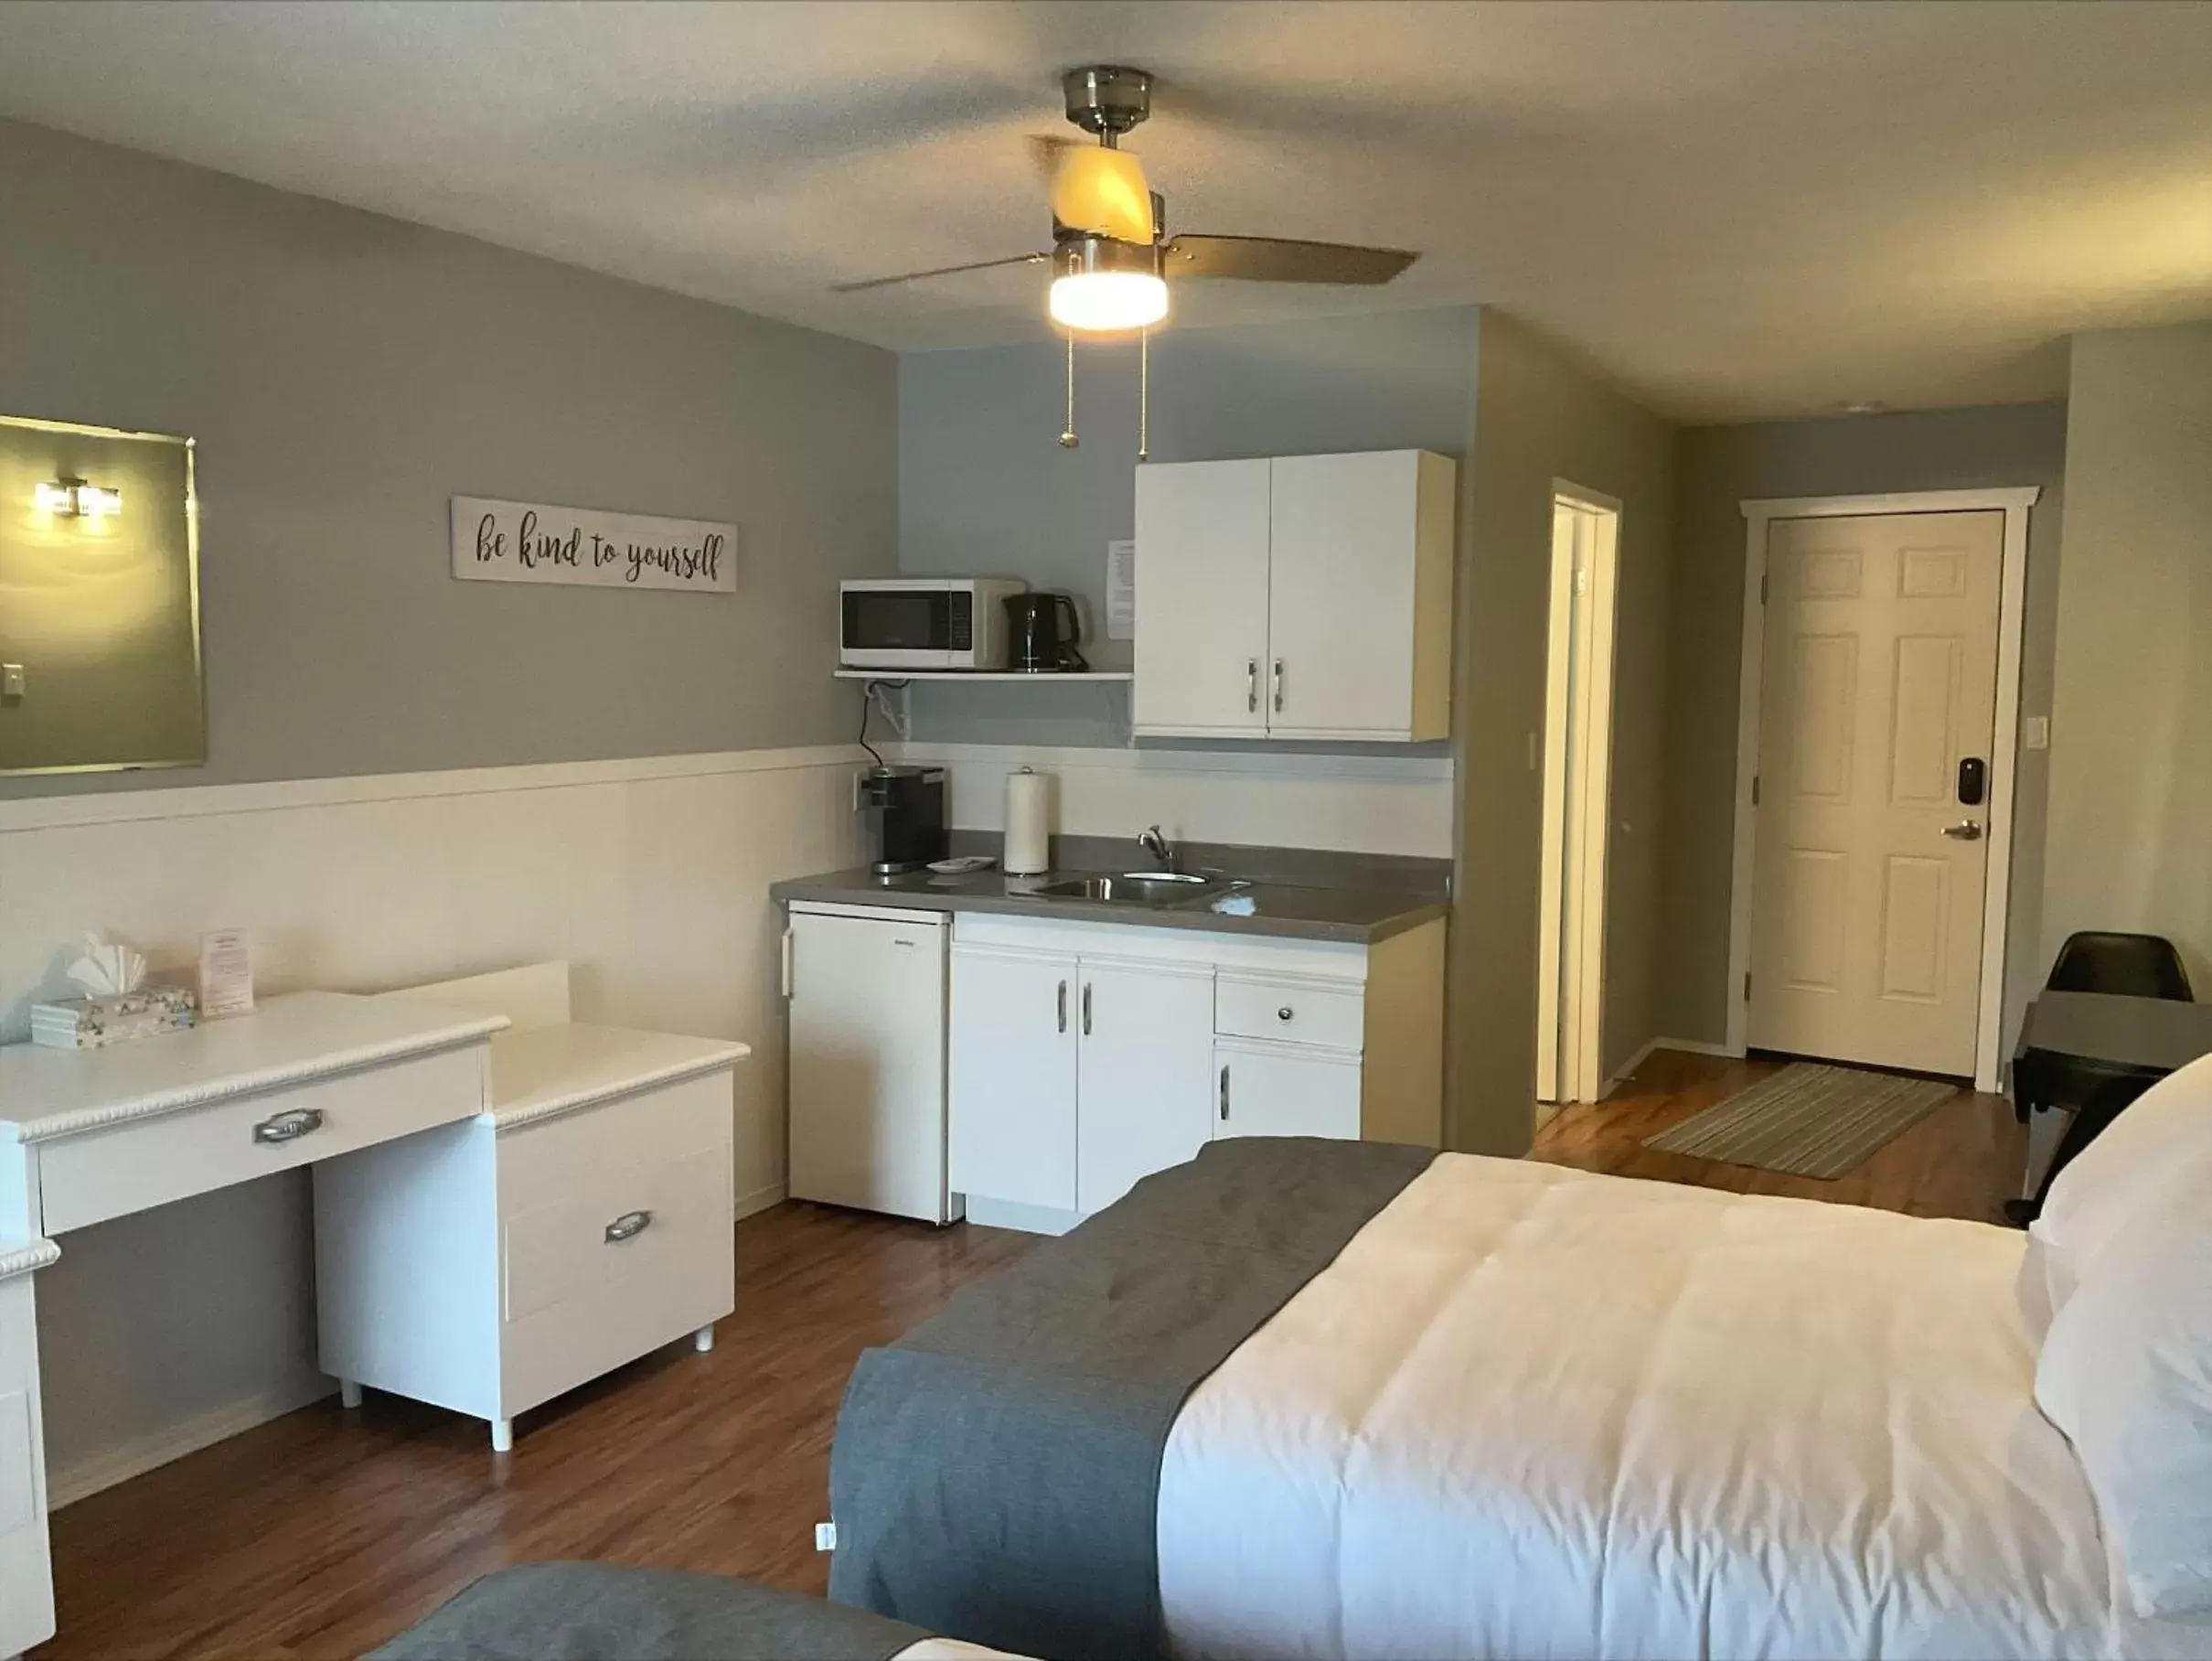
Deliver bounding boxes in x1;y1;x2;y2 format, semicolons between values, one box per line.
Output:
1159;1153;2209;1660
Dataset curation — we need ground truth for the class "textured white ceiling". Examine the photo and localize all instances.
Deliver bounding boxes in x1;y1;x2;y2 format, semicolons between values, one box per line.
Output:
0;1;2207;421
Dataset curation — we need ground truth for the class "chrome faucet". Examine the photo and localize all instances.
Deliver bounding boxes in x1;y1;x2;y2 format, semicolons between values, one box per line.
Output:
1137;823;1176;873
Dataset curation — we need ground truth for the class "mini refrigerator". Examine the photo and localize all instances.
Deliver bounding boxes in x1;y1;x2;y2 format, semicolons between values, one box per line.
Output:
784;902;956;1224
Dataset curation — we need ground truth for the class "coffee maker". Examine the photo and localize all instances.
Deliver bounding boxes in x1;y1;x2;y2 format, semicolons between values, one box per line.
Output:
1003;592;1088;672
859;766;948;875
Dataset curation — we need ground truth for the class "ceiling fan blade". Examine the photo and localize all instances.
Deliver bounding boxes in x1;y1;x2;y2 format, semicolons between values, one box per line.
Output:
1162;235;1417;285
831;252;1048;295
1050;145;1156;243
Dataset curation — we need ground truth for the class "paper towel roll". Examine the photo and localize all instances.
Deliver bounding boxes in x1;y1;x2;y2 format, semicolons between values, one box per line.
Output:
1003;766;1051;875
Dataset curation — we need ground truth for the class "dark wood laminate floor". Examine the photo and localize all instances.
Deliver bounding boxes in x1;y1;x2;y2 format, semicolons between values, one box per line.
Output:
1532;1045;2025;1223
37;1048;2022;1657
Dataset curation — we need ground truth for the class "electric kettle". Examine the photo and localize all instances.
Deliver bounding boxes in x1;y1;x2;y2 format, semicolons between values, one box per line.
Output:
1003;592;1088;672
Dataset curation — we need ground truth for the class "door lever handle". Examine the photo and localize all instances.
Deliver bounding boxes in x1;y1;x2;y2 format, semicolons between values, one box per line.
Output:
1942;820;1984;841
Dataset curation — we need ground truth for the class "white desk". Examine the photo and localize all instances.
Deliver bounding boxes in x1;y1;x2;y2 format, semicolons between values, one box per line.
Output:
0;991;506;1656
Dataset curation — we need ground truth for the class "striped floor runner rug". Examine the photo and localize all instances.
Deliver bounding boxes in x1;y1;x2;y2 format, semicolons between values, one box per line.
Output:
1643;1062;1962;1179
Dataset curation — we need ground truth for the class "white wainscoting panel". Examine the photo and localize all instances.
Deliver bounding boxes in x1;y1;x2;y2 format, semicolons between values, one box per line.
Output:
896;743;1455;859
0;745;868;1500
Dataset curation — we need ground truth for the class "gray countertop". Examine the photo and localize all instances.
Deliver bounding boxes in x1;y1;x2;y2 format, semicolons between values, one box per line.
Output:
770;856;1449;946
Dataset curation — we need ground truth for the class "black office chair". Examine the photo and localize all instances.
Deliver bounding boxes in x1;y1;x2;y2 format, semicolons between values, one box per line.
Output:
2046;931;2195;1002
2008;931;2196;1224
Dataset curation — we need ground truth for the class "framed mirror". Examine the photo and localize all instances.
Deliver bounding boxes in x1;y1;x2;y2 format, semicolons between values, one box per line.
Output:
0;413;204;776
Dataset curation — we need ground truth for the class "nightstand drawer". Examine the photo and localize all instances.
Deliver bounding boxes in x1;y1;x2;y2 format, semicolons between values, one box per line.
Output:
36;1045;485;1235
1215;973;1364;1052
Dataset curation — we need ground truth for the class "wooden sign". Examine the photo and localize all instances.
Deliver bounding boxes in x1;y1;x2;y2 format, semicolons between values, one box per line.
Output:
451;496;736;593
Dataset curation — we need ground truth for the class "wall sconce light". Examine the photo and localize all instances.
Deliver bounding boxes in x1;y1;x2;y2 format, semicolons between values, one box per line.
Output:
35;476;123;519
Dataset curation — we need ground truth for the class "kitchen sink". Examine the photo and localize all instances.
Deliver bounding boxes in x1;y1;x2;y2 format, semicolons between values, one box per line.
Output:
1031;873;1223;906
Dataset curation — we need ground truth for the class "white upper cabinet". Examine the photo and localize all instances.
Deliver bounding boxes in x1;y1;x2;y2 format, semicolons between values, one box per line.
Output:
1133;449;1456;743
1132;458;1272;736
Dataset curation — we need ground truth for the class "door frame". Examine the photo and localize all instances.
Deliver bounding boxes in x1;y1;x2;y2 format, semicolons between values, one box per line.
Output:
1725;487;2039;1091
1535;483;1623;1105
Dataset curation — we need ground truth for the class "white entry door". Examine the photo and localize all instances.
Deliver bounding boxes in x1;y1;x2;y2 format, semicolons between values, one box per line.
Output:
1748;510;2003;1077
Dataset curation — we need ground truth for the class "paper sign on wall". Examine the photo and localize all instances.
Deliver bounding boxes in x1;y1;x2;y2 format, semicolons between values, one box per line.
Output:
1106;538;1137;641
451;496;737;593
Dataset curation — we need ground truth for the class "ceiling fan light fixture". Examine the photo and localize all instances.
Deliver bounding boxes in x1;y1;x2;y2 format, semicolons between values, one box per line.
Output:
1050;270;1169;332
1048;235;1168;333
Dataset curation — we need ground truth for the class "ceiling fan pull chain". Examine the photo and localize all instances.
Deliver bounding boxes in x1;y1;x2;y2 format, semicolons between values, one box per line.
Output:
1060;331;1079;449
1138;327;1150;462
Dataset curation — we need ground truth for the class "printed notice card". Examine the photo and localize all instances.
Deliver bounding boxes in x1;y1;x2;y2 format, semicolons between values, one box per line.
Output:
198;927;255;1019
452;496;738;594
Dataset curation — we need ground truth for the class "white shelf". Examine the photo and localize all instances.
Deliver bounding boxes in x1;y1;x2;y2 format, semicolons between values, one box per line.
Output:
834;670;1133;683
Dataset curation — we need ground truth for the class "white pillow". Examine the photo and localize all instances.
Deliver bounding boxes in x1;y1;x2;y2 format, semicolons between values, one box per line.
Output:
2035;1150;2212;1618
2033;1052;2212;1316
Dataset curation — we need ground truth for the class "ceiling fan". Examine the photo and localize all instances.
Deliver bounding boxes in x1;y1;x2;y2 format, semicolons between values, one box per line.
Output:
833;65;1419;337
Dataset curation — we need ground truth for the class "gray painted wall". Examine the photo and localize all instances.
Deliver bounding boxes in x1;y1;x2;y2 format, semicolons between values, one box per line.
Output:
895;307;1479;747
1655;402;2069;1049
1451;313;1677;1156
0;118;897;799
2044;323;2212;986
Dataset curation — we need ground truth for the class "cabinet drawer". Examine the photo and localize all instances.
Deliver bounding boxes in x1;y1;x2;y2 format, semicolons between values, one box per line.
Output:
1215;973;1364;1051
36;1045;485;1235
497;1077;735;1417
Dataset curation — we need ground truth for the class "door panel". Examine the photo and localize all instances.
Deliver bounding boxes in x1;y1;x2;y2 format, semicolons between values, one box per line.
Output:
1266;452;1420;736
1132;460;1271;734
1749;510;2002;1076
1213;1042;1362;1141
786;910;948;1221
1075;960;1214;1213
949;946;1078;1209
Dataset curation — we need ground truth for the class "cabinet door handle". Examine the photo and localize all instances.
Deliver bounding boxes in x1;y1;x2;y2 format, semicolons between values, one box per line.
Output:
604;1209;653;1244
1082;981;1093;1037
1272;659;1285;713
252;1107;325;1145
1246;658;1259;713
1219;1064;1231;1121
1277;1005;1295;1023
1057;979;1068;1034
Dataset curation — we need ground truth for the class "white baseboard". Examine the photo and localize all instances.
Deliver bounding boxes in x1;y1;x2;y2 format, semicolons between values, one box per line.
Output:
1599;1035;1740;1099
962;1196;1079;1237
49;1376;335;1509
733;1181;785;1222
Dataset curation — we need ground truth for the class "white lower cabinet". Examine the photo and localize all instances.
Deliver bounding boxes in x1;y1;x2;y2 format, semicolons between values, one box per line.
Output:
949;914;1447;1232
315;1031;742;1452
1075;960;1216;1214
0;1260;54;1660
948;945;1080;1209
1213;1039;1363;1141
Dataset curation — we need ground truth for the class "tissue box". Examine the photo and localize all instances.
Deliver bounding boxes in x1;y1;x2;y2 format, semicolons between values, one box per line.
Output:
30;986;198;1050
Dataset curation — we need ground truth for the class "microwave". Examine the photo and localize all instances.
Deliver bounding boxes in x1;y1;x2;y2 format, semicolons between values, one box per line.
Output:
840;577;1027;671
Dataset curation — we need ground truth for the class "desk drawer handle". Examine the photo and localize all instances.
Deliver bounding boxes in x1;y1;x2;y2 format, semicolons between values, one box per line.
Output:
1277;1005;1295;1023
252;1107;325;1145
604;1210;654;1244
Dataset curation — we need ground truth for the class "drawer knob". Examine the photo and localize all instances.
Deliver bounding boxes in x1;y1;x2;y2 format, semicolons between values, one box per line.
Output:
1277;1006;1295;1022
252;1107;325;1145
604;1209;654;1244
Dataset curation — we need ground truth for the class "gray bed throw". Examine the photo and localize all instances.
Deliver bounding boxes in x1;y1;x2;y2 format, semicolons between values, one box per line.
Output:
828;1136;1438;1661
369;1562;931;1661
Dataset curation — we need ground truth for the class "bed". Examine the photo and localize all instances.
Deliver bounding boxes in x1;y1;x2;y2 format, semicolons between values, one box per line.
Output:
829;1126;2212;1661
369;1562;1024;1661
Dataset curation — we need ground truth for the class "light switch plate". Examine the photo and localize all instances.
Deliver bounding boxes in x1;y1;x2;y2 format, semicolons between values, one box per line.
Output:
1;662;22;700
2023;714;2049;751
